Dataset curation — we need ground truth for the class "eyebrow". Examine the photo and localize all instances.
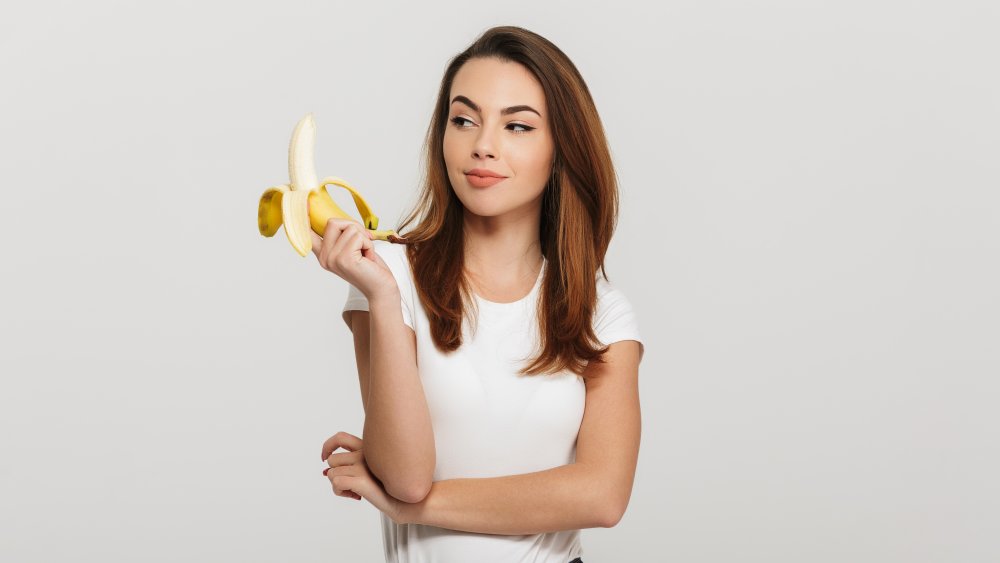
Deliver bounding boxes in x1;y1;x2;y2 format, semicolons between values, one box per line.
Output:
451;95;541;118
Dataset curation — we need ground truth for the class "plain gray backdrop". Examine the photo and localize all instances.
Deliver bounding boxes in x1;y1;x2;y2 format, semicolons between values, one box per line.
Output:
2;1;997;561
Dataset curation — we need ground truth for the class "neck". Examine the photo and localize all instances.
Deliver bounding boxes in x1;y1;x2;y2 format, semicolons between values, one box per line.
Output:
462;206;544;279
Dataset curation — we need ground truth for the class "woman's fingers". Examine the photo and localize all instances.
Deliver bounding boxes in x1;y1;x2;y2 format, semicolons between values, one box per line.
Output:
320;432;365;501
309;218;392;302
309;230;323;258
325;449;362;468
321;218;353;249
310;219;333;262
330;471;359;499
329;468;353;497
311;217;350;263
329;223;372;268
320;431;363;461
336;489;362;501
314;219;373;274
327;465;363;500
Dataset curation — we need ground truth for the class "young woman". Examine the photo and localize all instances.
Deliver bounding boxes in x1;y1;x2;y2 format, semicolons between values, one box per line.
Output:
311;25;644;563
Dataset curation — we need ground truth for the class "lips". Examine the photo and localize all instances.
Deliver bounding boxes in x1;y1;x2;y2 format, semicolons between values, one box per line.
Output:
465;173;506;188
465;168;507;178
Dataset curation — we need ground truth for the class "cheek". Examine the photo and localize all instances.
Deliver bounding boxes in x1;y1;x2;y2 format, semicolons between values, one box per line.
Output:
510;149;551;181
442;133;460;164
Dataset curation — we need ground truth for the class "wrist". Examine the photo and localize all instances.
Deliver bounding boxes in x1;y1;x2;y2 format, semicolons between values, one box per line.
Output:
368;286;401;307
393;497;422;525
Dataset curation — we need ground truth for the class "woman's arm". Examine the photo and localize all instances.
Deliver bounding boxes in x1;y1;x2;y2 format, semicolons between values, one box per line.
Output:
351;291;435;504
399;462;611;534
397;340;643;535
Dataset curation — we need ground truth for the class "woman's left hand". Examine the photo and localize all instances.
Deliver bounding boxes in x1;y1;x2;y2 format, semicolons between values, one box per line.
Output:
321;431;407;524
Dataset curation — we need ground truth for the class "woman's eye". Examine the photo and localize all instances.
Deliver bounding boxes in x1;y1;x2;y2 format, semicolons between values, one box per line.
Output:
448;116;534;134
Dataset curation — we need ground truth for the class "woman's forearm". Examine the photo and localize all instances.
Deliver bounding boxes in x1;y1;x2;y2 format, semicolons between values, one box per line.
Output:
399;462;615;535
363;290;435;503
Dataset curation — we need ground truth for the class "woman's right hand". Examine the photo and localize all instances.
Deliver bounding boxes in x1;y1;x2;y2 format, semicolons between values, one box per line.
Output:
310;218;399;300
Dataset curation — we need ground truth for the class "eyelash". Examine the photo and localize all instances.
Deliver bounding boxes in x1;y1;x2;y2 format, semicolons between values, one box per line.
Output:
449;116;535;134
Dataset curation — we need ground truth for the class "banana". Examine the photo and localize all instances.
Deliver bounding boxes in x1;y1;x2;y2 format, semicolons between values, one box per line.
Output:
257;112;407;256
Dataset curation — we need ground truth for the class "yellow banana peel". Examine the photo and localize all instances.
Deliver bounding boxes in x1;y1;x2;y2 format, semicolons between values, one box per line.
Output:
257;112;406;256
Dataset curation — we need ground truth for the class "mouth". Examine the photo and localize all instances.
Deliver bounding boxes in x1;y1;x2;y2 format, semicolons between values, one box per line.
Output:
465;173;507;188
463;168;508;179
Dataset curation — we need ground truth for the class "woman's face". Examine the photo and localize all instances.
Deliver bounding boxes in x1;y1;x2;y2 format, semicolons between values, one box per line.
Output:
443;57;555;221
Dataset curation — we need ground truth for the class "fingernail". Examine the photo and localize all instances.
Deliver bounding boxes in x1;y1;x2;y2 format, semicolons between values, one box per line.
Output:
323;467;330;476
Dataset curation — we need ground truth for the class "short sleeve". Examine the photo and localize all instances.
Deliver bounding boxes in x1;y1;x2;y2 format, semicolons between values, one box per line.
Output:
594;285;644;357
340;241;415;332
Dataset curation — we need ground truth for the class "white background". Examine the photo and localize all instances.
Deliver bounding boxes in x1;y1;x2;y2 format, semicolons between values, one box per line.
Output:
2;1;998;561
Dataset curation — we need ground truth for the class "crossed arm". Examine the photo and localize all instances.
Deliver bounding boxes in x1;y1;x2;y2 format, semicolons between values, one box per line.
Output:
348;310;643;535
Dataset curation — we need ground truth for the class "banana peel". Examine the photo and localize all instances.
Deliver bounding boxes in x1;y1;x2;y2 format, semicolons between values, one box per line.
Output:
257;112;407;256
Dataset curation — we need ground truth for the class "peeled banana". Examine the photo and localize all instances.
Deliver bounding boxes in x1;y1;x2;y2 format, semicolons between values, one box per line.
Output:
257;112;407;256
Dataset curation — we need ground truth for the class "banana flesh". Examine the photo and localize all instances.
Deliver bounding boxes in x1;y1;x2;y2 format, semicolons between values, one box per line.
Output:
257;112;405;256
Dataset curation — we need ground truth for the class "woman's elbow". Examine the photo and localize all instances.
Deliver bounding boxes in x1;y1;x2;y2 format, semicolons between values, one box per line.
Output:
389;478;432;504
367;451;434;504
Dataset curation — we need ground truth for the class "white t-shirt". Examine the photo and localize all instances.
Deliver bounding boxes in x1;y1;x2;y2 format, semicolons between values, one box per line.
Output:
341;239;644;563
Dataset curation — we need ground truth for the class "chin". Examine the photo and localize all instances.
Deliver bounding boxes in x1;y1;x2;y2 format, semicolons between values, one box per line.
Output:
458;197;511;218
465;190;548;218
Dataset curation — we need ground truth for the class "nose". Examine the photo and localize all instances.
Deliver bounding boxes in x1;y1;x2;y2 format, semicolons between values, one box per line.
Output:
472;123;498;160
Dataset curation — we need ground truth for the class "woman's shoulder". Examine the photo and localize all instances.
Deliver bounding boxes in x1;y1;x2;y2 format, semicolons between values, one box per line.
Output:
594;274;638;317
372;239;414;281
592;273;643;350
595;271;620;299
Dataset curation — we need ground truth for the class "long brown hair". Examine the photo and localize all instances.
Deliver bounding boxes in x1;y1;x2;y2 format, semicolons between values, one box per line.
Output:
390;26;620;378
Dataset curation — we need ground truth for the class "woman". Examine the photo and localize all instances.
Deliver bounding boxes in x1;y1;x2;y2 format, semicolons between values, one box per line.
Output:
311;25;644;563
